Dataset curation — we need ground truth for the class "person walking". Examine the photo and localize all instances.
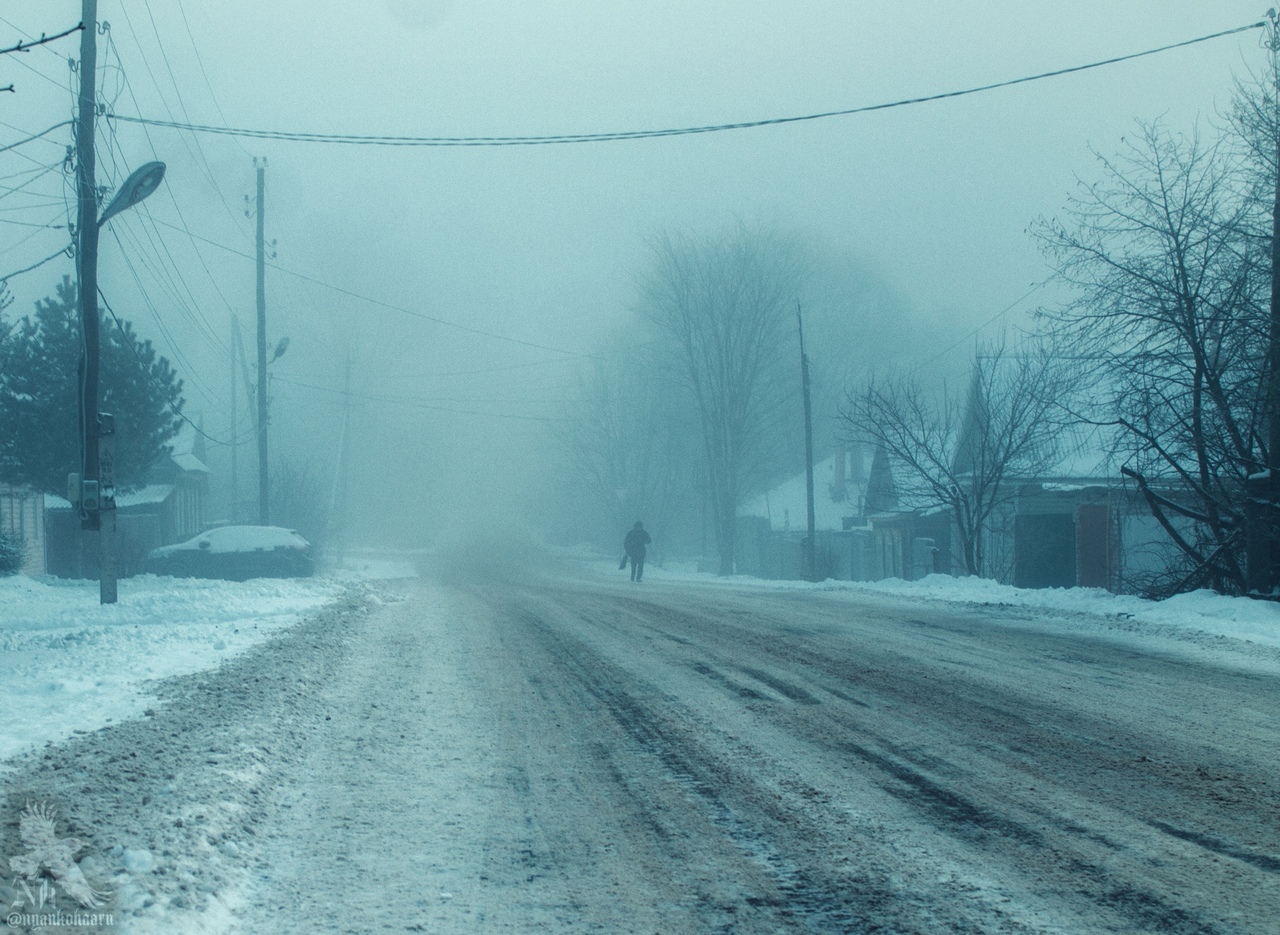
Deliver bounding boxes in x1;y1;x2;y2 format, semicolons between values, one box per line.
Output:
623;521;651;582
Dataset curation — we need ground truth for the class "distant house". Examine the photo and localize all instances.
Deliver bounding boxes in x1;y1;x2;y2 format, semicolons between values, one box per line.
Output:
736;390;1177;592
0;484;46;575
737;447;879;580
44;424;209;578
864;413;1170;593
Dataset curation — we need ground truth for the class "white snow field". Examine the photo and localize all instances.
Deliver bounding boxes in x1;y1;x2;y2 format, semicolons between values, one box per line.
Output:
0;573;343;762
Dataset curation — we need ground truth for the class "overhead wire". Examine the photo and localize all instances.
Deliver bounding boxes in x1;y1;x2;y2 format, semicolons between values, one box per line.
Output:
0;119;68;170
101;25;249;331
0;15;77;95
146;216;596;358
0;120;72;156
98;285;245;446
910;277;1052;373
106;22;1265;147
0;163;61;203
273;375;571;424
0;243;71;283
110;211;229;363
114;1;250;239
94;56;233;361
106;221;227;407
0;161;60;185
174;0;252;159
0;211;66;230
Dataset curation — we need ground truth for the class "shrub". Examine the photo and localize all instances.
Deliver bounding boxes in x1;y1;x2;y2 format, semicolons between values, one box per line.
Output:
0;529;23;576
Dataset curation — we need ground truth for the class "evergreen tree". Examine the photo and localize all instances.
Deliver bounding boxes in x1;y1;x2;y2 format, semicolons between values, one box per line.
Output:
0;276;184;495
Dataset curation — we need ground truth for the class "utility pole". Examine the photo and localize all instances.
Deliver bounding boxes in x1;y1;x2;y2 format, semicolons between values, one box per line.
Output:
254;158;269;525
1269;12;1280;593
229;314;240;523
74;0;116;603
797;302;817;582
325;347;353;569
1250;10;1280;595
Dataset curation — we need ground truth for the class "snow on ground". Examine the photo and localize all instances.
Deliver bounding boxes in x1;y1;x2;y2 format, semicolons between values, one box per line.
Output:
0;573;343;764
593;559;1280;651
330;548;419;581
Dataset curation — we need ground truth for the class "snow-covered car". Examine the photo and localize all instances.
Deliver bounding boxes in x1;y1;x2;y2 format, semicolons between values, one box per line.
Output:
146;526;314;581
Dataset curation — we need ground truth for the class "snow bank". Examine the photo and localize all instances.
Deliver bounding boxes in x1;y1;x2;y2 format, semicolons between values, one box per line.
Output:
844;574;1280;648
0;573;343;763
605;561;1280;650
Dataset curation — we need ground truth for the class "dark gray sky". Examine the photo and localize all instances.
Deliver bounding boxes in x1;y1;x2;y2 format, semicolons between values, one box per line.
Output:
0;1;1269;544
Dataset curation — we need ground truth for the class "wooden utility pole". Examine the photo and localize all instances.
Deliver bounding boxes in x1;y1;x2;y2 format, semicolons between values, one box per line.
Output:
1269;12;1280;592
230;314;240;523
797;303;817;581
75;0;119;603
254;159;269;525
1251;10;1280;595
325;347;353;569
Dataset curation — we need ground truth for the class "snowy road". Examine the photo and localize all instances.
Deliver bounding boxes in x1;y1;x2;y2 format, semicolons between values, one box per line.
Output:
6;572;1280;933
238;574;1280;933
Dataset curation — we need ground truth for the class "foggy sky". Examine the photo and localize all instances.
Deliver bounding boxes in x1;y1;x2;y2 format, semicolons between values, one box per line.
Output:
0;1;1269;546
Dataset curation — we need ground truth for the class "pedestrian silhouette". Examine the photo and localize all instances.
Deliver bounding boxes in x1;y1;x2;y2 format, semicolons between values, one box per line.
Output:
623;521;651;582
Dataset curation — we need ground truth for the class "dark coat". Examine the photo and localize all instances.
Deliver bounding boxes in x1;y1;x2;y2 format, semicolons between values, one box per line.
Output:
624;527;651;557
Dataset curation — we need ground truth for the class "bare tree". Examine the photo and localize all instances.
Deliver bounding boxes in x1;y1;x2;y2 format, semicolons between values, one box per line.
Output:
841;340;1069;577
1036;120;1267;595
638;224;801;575
557;350;692;557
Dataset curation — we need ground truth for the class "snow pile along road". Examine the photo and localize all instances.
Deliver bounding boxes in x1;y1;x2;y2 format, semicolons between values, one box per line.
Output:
628;561;1280;650
0;574;343;763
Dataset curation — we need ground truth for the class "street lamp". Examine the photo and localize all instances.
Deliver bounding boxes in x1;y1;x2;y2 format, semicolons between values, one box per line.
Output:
99;161;165;227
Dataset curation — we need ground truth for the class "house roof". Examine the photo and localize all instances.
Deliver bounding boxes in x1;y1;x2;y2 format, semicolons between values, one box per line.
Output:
47;484;175;512
739;453;864;532
171;452;209;474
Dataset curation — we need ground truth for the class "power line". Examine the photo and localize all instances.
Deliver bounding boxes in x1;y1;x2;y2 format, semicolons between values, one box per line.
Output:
147;216;596;358
106;222;228;407
134;1;251;235
0;120;72;156
107;220;230;384
273;374;570;423
0;212;65;229
113;2;246;236
92;84;232;360
174;0;251;159
98;285;241;446
911;277;1051;372
106;22;1264;147
0;17;75;93
0;243;71;284
0;164;61;202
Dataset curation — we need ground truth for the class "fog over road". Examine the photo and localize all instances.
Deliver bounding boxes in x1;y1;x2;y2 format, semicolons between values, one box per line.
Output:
228;572;1279;934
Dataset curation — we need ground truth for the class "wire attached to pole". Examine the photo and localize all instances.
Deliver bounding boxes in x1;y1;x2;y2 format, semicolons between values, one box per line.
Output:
105;22;1265;147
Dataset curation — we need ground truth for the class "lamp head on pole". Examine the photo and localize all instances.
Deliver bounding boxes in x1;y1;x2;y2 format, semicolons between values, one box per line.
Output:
98;161;166;226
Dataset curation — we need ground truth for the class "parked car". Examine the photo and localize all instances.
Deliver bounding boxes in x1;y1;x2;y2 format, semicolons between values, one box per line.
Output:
146;525;314;581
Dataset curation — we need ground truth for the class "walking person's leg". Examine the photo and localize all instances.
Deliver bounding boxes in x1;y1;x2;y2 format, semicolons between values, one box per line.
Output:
636;554;645;582
629;555;638;581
